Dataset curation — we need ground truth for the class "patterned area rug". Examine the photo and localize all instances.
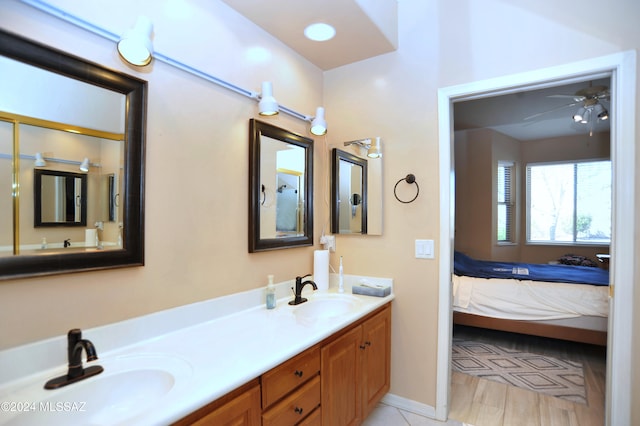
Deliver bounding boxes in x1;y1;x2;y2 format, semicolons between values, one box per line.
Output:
452;338;587;404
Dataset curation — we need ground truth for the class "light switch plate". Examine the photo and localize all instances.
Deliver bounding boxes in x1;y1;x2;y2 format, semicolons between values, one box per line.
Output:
415;239;434;259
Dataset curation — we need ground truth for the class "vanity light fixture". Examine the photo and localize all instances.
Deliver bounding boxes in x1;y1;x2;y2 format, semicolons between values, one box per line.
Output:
34;152;46;167
367;137;382;159
22;4;326;131
79;158;90;173
344;137;382;159
117;16;154;66
309;107;327;136
258;81;279;116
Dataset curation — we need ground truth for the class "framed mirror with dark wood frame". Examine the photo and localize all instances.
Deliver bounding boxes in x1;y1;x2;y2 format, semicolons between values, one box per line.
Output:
0;29;146;279
249;119;313;252
331;148;368;234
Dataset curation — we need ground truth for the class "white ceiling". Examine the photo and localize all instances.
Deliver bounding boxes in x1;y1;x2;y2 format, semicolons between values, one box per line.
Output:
454;77;611;141
221;0;398;70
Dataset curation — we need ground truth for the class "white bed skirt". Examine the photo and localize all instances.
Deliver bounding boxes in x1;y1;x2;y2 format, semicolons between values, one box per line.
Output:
452;274;609;323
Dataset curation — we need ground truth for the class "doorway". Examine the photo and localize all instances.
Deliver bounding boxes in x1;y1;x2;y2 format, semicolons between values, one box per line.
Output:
435;51;636;425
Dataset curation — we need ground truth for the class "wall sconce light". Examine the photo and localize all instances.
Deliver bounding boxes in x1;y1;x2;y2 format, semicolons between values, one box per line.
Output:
344;137;382;159
34;152;46;167
367;137;382;159
79;158;90;173
117;16;154;66
309;107;327;136
258;81;279;116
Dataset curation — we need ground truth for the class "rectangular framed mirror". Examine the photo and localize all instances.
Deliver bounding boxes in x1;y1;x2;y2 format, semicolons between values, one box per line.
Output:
0;29;146;279
331;148;368;234
249;119;313;252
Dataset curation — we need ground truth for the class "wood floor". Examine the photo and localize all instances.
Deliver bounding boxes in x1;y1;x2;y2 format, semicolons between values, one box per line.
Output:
449;325;606;426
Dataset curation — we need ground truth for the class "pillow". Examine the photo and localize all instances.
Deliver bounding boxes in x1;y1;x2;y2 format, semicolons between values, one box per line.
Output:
558;254;598;268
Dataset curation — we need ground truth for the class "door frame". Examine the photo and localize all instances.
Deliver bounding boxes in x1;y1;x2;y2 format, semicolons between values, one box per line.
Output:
436;51;636;425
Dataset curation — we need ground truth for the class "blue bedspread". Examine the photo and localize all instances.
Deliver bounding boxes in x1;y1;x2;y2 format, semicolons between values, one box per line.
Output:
454;251;609;286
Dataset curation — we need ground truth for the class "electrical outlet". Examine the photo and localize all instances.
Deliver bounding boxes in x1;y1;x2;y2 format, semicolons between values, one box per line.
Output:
325;235;336;252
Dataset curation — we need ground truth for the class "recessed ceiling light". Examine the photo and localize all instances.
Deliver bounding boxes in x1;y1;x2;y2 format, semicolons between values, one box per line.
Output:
304;23;336;42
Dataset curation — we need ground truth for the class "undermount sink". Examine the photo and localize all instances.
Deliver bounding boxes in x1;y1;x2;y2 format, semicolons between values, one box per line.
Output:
4;354;192;426
294;293;362;324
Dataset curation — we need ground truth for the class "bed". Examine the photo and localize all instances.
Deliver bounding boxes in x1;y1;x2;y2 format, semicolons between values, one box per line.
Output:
452;251;610;345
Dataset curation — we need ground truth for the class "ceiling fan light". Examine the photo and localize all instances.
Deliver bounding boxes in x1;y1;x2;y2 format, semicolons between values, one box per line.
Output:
593;103;609;121
573;107;585;122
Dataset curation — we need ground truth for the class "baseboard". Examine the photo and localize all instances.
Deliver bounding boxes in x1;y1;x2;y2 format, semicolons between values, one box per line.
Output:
381;393;437;419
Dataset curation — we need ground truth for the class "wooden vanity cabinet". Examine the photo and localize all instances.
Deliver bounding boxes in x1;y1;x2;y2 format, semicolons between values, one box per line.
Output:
261;345;321;426
321;304;391;426
173;379;261;426
174;303;391;426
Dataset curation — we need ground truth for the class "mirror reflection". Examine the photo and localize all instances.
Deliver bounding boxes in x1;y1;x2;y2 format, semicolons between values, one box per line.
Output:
331;149;368;234
249;119;313;252
34;170;87;227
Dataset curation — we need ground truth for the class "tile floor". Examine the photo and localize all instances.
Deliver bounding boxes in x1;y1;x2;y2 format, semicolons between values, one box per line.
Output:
363;403;469;426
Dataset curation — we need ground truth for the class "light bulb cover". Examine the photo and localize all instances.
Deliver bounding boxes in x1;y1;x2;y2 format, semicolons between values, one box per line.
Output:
117;16;154;66
79;157;90;172
310;106;327;135
573;106;586;122
34;152;46;167
258;81;279;116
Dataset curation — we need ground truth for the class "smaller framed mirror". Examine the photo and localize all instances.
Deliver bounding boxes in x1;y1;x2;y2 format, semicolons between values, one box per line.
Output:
331;149;368;234
249;119;313;252
34;169;87;227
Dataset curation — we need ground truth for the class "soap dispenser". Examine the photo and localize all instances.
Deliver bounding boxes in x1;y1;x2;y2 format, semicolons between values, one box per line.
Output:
266;274;276;309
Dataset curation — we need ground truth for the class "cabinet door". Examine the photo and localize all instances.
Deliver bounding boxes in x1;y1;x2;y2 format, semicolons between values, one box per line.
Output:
321;325;362;426
361;306;391;419
189;384;261;426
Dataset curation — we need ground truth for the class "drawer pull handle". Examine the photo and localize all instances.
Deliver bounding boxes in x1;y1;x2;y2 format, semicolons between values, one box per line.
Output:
360;344;366;350
294;407;304;415
294;370;304;377
365;341;372;346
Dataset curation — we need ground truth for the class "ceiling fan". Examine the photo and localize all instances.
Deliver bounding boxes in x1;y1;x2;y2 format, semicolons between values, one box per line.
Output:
524;84;610;124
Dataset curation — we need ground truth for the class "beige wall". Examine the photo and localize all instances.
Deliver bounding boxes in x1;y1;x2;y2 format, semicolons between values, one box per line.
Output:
323;0;639;420
1;0;639;423
0;0;324;347
455;129;610;263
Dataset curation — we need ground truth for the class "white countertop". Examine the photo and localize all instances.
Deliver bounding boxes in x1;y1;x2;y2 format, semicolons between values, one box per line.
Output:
0;274;393;425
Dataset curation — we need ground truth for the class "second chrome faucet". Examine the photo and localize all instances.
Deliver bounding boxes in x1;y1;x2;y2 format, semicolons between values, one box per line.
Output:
289;274;317;305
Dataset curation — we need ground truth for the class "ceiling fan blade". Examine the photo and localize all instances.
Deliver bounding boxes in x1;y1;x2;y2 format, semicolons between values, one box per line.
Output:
548;94;585;101
523;101;579;121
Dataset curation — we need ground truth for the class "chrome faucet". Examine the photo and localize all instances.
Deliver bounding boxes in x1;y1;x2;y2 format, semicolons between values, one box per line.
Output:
44;329;103;389
289;274;318;305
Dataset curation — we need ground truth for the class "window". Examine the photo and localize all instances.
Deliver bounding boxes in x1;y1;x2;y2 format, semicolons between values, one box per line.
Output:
497;161;515;243
527;160;611;244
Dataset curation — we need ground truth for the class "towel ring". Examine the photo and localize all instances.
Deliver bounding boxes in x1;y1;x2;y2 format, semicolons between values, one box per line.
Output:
394;173;419;204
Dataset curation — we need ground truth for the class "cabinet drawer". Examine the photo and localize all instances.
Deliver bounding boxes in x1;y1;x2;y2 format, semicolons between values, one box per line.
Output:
262;345;320;408
298;406;321;426
262;374;320;426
